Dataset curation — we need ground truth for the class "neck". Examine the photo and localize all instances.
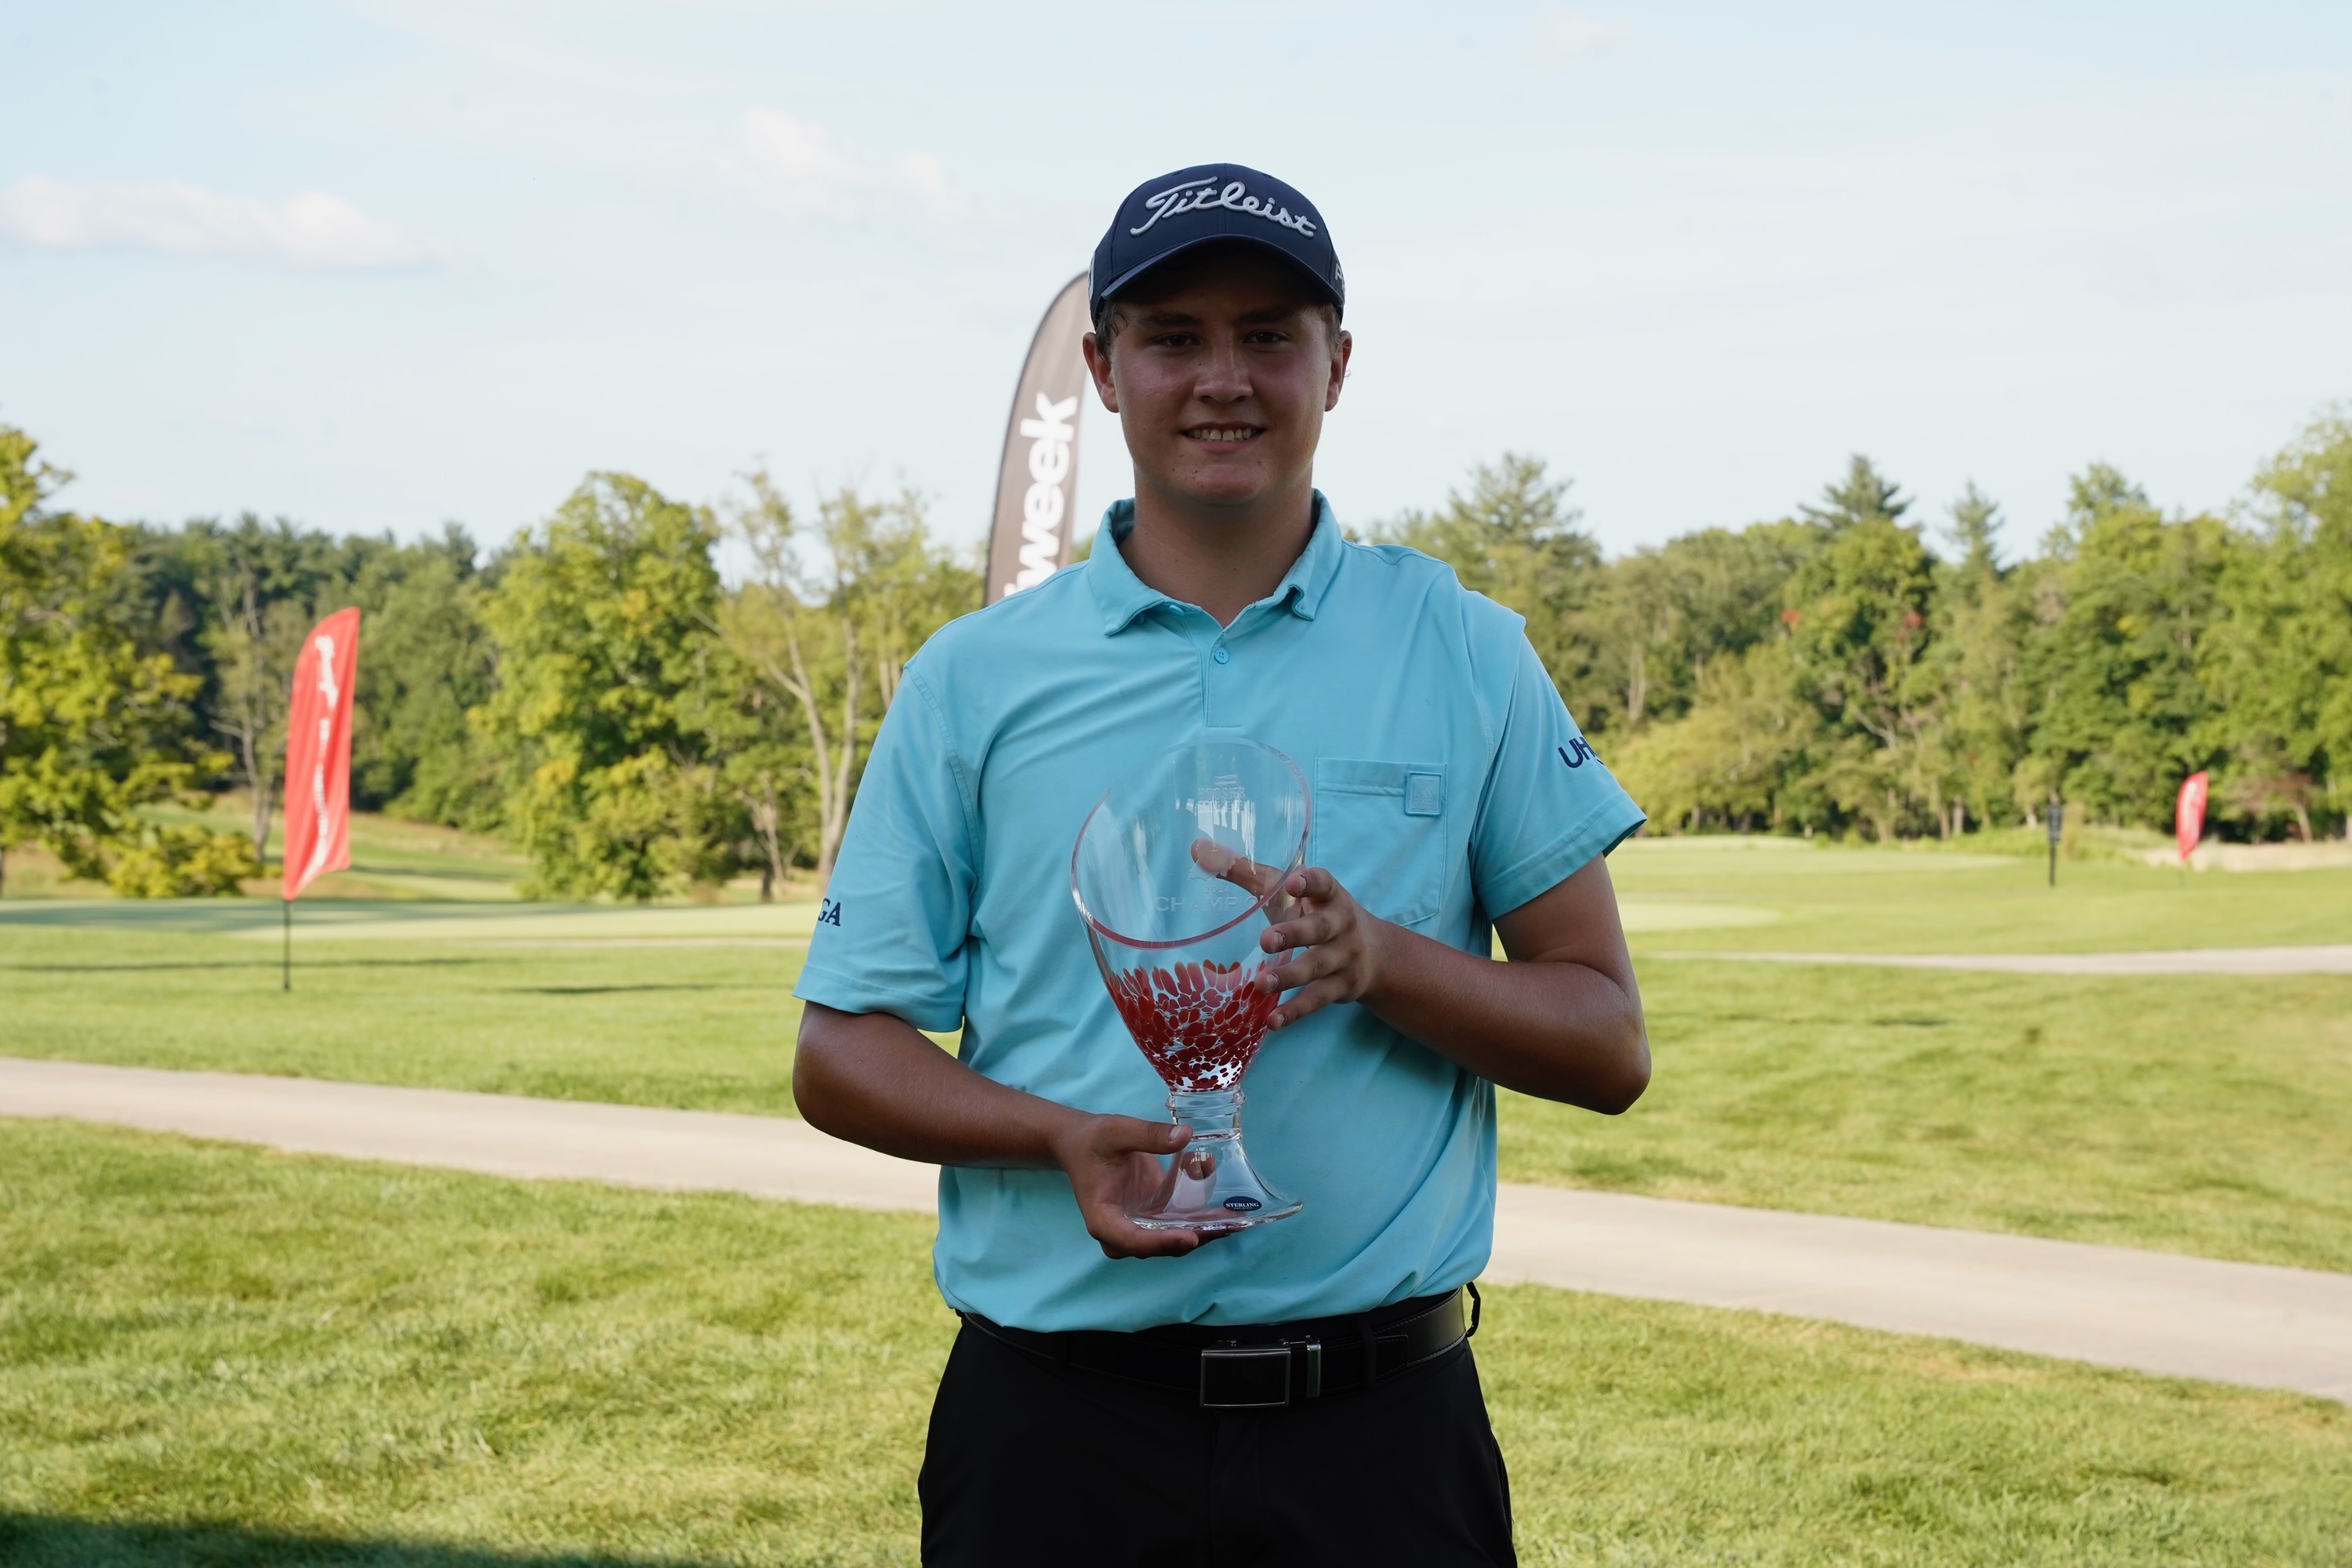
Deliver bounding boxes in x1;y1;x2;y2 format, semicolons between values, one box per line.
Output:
1118;475;1318;626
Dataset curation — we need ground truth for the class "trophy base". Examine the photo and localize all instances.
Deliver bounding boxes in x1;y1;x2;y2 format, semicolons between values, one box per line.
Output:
1125;1089;1302;1233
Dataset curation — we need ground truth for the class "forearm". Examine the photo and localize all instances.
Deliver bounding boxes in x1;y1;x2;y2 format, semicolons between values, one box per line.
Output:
1359;922;1648;1111
793;1001;1079;1167
1256;855;1649;1112
793;1000;1209;1260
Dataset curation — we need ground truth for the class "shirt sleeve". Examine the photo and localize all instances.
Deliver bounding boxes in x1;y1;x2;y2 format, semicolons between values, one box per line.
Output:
791;669;977;1033
1469;634;1647;918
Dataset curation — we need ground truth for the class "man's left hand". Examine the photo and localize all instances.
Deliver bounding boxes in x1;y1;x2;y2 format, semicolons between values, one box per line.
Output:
1255;866;1388;1029
1199;844;1648;1112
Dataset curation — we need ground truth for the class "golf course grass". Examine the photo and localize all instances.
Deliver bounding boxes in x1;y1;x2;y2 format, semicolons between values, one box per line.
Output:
1501;964;2352;1272
5;1122;2347;1568
1604;833;2352;956
7;822;2352;1561
6;833;2349;1269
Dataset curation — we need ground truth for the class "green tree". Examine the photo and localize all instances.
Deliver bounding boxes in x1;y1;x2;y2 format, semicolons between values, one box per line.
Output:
1802;455;1911;532
0;426;234;893
1583;521;1822;735
478;474;732;901
1925;485;2031;833
2198;414;2352;839
1375;455;1602;702
105;823;261;896
126;514;379;860
2021;466;2229;828
347;526;503;829
1782;492;1942;839
1613;640;1820;833
717;474;977;891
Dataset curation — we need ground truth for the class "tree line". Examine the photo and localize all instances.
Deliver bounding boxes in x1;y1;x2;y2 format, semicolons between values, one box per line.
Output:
1377;413;2349;844
1;429;974;897
2;407;2344;898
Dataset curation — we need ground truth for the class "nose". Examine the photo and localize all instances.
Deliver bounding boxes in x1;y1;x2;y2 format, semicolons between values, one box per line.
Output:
1194;334;1251;404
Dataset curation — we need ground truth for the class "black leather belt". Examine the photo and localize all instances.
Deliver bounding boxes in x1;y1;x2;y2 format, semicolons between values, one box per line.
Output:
962;1285;1479;1410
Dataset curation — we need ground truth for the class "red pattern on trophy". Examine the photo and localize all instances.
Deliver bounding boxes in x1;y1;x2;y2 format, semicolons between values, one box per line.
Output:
1106;958;1283;1092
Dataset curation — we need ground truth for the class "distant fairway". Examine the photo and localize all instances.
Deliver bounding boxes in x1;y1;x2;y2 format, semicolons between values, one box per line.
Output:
1607;831;2352;953
2;898;821;942
5;828;2351;1271
0;897;815;1116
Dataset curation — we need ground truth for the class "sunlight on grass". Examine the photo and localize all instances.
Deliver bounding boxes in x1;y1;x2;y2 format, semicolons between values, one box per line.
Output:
6;855;2352;1269
1616;900;1780;932
4;1124;2346;1568
1504;966;2352;1271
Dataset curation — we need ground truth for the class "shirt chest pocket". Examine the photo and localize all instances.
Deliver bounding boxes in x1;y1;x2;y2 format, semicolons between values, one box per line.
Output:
1311;759;1451;929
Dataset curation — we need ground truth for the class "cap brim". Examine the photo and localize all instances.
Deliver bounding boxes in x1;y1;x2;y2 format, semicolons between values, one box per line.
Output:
1098;232;1341;314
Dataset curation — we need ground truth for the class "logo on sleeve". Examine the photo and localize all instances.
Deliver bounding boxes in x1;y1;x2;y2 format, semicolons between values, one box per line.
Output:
818;898;844;927
1558;739;1600;771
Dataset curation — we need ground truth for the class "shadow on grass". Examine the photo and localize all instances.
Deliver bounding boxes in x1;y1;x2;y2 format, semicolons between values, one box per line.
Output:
0;1515;738;1568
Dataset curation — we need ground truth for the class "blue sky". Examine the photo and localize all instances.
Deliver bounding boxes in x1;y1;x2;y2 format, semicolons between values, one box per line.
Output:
4;1;2347;561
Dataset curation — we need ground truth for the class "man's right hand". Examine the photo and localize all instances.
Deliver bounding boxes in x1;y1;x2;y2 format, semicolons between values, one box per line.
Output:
796;1002;1221;1261
1047;1112;1218;1260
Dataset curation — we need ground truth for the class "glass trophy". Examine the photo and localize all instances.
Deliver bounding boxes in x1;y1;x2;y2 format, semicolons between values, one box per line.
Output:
1070;739;1310;1233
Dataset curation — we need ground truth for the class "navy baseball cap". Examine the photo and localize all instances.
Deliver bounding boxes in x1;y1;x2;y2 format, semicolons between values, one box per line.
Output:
1089;164;1344;321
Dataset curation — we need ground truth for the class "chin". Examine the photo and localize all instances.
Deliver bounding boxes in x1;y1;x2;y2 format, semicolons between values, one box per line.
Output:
1167;452;1276;490
1173;474;1276;510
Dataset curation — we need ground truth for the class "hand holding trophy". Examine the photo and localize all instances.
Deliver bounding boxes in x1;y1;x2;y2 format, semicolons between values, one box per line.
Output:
1070;739;1310;1233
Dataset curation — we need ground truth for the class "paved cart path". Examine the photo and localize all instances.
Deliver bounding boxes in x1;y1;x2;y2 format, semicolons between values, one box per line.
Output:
5;1055;2348;1403
1650;945;2352;975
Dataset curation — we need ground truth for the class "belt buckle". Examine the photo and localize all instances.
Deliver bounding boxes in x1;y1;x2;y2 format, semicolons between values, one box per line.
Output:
1199;1345;1292;1409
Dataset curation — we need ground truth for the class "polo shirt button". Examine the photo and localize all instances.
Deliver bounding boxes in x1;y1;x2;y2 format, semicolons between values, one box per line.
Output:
1212;646;1230;664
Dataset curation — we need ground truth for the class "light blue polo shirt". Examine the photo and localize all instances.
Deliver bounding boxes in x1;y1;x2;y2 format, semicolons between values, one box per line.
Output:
794;494;1644;1332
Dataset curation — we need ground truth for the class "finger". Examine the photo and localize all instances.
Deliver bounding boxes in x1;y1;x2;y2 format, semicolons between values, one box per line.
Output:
1234;857;1287;897
1095;1223;1203;1260
1192;840;1283;898
1262;943;1350;994
1286;866;1341;903
1272;975;1355;1029
1262;909;1347;952
1096;1116;1190;1158
1081;1196;1207;1258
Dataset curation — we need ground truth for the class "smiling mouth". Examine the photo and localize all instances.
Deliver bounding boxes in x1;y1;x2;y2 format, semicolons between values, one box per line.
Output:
1183;425;1265;448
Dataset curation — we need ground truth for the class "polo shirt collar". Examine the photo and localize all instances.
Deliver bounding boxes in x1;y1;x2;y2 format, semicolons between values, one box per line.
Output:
1086;491;1345;637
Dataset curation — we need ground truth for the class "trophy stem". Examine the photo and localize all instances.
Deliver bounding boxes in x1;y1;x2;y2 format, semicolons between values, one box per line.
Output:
1125;1088;1303;1232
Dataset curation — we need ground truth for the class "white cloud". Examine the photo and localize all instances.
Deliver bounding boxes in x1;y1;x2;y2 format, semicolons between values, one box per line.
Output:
728;108;959;219
0;176;427;269
1533;8;1631;64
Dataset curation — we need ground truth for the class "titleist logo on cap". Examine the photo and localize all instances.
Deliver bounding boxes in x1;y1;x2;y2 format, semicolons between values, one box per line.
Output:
1130;177;1319;239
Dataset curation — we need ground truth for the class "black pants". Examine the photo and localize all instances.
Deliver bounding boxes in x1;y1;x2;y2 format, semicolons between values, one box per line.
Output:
920;1320;1515;1566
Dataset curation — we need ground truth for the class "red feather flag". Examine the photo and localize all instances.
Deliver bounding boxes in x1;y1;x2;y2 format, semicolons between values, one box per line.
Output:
2176;771;2209;866
282;608;361;901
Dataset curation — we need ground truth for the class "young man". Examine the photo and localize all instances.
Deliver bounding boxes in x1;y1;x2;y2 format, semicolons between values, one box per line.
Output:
793;164;1649;1566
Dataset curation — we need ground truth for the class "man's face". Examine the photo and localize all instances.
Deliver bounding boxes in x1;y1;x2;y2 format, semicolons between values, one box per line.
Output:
1083;245;1351;514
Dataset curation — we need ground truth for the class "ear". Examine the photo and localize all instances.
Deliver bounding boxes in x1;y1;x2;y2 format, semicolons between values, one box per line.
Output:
1082;332;1120;414
1324;328;1353;414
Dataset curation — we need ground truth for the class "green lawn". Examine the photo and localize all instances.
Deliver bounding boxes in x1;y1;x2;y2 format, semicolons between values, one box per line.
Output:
0;906;810;1114
6;842;2352;1271
1503;965;2352;1272
1606;835;2352;955
5;1123;2347;1568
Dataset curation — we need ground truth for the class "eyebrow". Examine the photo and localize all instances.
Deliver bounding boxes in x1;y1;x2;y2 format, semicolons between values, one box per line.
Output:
1130;303;1312;329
